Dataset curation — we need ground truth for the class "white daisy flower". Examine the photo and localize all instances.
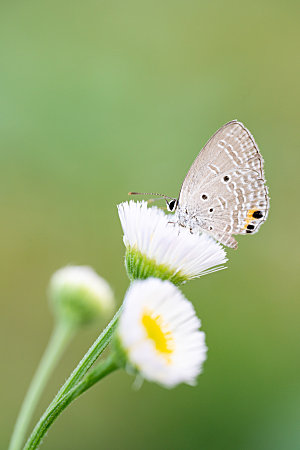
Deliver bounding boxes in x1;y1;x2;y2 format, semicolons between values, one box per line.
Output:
116;278;207;388
118;201;227;284
49;266;115;325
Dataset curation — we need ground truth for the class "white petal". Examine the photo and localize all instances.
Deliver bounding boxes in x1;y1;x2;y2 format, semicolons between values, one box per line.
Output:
118;201;227;280
117;278;207;388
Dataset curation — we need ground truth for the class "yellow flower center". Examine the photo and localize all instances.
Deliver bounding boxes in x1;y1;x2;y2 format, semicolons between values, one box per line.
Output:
142;310;174;362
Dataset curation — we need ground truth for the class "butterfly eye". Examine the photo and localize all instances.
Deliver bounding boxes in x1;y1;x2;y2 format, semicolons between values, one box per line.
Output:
167;199;177;211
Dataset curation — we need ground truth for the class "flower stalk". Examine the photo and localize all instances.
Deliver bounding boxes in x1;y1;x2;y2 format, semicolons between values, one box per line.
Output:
24;308;121;450
9;321;75;450
9;266;115;450
24;354;119;450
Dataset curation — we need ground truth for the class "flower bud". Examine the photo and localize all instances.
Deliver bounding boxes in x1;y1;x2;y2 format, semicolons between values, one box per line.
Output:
49;266;115;326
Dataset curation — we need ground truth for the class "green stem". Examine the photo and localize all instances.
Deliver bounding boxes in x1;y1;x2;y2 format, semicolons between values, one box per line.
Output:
24;355;119;450
9;321;74;450
51;307;121;404
24;307;121;450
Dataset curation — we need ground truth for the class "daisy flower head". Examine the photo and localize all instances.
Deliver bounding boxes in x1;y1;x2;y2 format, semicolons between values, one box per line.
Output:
116;278;207;388
118;201;227;285
49;266;115;326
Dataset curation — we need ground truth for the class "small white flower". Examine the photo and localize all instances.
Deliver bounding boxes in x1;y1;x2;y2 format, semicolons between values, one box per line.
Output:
117;278;207;388
49;266;115;325
118;201;227;284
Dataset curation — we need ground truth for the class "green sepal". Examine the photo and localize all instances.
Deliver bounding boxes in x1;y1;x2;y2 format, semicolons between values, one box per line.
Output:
125;246;188;286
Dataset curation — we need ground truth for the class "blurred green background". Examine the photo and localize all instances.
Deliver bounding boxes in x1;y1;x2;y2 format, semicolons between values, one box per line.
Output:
1;0;299;449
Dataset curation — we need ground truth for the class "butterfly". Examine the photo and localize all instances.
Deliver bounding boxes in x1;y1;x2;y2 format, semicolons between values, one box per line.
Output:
130;120;269;249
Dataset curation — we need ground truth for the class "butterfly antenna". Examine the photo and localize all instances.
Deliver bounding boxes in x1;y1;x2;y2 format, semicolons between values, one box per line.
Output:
128;192;175;201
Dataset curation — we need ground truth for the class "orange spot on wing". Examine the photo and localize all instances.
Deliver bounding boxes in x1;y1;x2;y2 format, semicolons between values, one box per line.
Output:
243;209;257;230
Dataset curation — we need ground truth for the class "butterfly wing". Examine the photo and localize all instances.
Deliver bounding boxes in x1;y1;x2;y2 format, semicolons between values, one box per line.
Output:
177;121;269;248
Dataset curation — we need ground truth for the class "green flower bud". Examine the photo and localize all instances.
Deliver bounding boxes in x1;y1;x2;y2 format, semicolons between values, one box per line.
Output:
49;266;115;326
